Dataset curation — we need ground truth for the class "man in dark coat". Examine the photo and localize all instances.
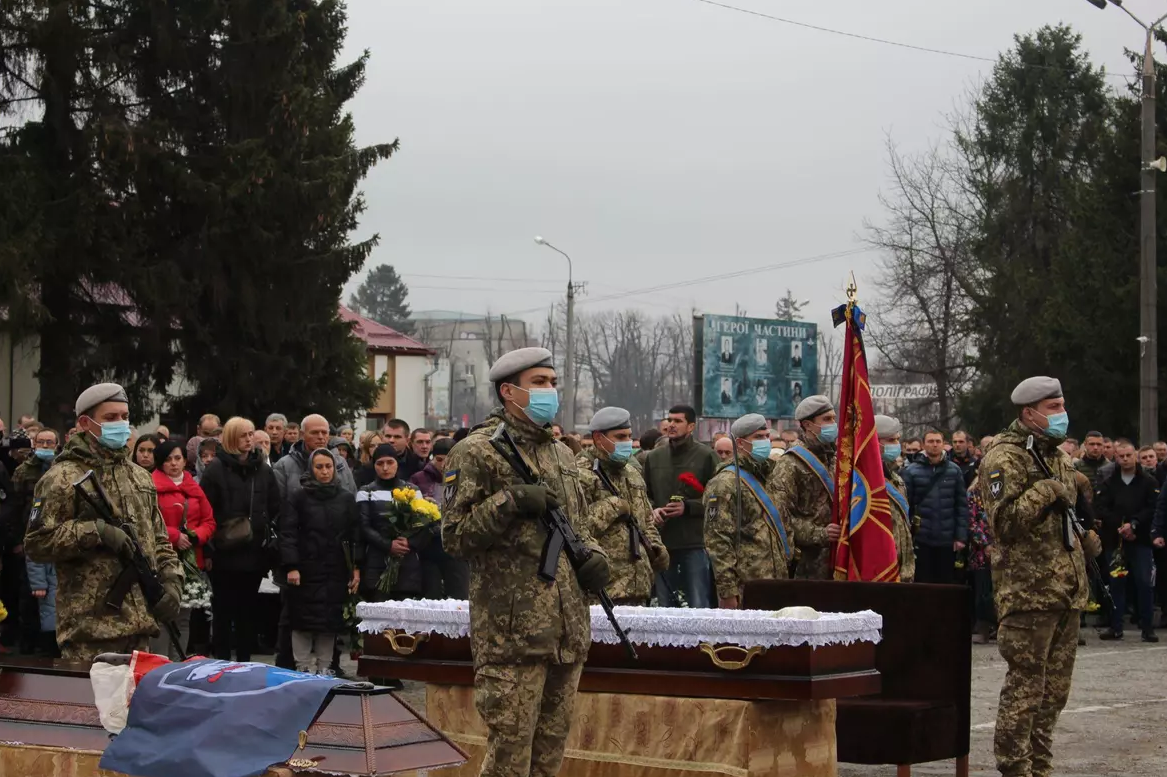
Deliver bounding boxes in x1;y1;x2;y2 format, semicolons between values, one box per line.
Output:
1098;442;1159;642
903;430;969;584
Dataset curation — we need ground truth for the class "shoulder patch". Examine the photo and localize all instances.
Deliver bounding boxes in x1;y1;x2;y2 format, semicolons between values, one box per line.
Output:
443;470;459;504
987;469;1004;499
27;498;43;531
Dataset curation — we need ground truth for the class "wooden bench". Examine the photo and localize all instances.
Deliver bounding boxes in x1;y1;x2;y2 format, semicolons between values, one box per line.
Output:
743;579;971;777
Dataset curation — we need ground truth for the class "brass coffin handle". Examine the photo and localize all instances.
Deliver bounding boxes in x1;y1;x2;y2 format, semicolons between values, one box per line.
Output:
699;642;766;671
384;629;430;656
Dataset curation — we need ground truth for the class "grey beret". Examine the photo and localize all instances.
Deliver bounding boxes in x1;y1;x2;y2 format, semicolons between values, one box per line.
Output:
874;415;902;438
488;347;555;382
75;382;128;417
730;413;767;438
589;406;631;433
794;395;833;422
1010;376;1063;406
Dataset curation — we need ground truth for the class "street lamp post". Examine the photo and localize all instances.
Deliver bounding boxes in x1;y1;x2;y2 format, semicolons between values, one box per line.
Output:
1085;0;1167;443
534;236;577;430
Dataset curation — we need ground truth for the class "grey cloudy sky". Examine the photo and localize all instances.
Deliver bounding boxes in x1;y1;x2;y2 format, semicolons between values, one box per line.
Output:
340;0;1144;333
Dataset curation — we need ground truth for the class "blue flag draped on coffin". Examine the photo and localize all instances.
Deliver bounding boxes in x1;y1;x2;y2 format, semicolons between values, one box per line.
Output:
100;659;344;777
830;297;900;582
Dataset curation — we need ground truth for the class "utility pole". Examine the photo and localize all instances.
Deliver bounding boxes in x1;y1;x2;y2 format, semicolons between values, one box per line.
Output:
1085;0;1167;442
535;236;579;430
1141;30;1159;444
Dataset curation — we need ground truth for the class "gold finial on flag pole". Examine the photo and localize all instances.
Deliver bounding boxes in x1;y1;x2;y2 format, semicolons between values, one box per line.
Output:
846;272;858;304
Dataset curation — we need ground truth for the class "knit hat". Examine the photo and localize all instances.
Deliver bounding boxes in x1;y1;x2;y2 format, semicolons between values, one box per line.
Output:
373;443;398;463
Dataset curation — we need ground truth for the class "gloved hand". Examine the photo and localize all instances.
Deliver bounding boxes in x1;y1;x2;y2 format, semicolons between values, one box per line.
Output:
649;544;670;572
1032;479;1071;509
153;577;183;622
94;519;131;558
575;547;611;593
509;485;559;518
1082;530;1102;560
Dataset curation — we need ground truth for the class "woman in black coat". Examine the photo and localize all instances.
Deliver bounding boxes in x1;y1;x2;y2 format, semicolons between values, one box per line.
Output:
281;449;361;674
198;417;282;662
357;444;434;602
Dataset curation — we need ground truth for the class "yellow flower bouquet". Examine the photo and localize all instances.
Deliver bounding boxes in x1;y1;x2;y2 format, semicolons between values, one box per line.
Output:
377;486;441;594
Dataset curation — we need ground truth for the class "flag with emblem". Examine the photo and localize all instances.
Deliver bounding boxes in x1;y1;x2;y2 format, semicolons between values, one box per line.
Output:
830;287;900;582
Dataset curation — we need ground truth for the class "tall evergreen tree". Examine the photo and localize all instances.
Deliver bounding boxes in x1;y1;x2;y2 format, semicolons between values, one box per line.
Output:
350;264;413;333
774;289;807;321
126;0;397;424
956;25;1126;434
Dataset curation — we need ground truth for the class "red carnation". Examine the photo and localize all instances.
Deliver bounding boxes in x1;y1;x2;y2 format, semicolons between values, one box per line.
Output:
678;472;704;495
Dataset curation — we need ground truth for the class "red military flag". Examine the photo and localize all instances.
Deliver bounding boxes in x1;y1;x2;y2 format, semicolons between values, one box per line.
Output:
830;291;900;582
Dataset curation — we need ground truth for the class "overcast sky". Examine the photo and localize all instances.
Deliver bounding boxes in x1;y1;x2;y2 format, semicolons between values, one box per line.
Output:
340;0;1145;333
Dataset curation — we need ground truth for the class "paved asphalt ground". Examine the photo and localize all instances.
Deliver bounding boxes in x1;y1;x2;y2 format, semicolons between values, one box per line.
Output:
280;620;1167;777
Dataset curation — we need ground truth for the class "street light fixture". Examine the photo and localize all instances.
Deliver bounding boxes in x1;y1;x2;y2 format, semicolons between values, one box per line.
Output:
1085;0;1167;443
534;236;577;430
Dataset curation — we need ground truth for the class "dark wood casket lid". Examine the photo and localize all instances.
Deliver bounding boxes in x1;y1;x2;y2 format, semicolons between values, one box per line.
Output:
0;657;467;776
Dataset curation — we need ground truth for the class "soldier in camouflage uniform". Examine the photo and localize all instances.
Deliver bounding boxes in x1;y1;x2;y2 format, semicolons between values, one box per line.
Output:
980;377;1096;777
875;415;915;582
442;348;610;777
770;395;839;580
24;384;182;663
576;407;669;606
704;414;792;607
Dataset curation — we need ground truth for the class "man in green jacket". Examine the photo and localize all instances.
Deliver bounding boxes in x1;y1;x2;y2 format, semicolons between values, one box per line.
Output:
642;404;720;608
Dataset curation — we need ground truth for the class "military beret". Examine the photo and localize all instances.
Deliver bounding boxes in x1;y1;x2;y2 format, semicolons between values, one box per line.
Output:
874;415;902;438
589;406;632;433
75;382;128;417
1010;376;1063;406
488;347;555;382
730;413;767;438
794;395;834;422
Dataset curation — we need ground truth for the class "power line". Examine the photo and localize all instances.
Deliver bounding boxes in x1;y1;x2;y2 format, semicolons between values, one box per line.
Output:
690;0;1133;81
402;272;570;285
500;246;870;317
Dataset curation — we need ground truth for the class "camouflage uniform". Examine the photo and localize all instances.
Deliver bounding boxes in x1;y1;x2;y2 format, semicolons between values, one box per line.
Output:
24;435;181;663
885;468;916;583
770;438;836;580
980;420;1087;777
443;410;597;777
576;448;668;605
703;457;790;600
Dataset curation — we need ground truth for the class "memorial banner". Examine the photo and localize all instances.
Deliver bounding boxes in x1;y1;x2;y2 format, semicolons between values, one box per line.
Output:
696;315;817;419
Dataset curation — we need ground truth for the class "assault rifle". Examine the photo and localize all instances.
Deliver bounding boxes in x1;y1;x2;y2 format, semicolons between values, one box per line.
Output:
1023;437;1112;608
73;471;188;660
590;457;679;604
490;423;638;660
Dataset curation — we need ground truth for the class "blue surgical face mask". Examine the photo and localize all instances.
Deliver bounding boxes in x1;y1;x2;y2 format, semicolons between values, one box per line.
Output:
1042;411;1069;440
513;386;559;425
609;439;634;464
818;423;838;445
92;420;132;450
34;448;55;463
882;443;901;463
750;439;773;461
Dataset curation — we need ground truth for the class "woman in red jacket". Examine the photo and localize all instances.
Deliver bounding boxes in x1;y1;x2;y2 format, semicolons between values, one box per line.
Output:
150;439;216;658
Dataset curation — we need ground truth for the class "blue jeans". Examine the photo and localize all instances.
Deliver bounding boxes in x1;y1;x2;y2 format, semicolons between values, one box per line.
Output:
1108;543;1155;634
655;548;715;609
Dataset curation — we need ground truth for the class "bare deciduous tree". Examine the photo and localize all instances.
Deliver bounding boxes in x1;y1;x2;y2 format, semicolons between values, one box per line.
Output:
865;136;978;429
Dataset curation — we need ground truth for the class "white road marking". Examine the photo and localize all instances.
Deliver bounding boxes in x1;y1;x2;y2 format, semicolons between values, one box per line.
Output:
971;697;1167;730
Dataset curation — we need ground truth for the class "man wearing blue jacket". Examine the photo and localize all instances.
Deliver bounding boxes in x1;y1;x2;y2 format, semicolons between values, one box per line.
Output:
904;430;969;584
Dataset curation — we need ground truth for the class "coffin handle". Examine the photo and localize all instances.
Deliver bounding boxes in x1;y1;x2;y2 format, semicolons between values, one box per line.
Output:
698;642;766;671
384;630;430;656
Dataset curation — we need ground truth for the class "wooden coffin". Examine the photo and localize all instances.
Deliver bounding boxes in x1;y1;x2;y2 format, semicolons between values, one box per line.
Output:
358;604;881;702
0;657;467;777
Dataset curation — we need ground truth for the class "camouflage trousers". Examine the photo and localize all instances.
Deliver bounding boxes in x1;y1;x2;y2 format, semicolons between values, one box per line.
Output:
474;660;585;777
995;609;1080;777
60;634;151;664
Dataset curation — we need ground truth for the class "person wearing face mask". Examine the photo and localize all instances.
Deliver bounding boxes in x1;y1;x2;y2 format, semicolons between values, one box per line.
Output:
13;428;62;656
703;414;793;608
980;376;1101;777
442;346;609;777
575;407;669;606
875;415;915;583
771;395;840;581
24;383;182;662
